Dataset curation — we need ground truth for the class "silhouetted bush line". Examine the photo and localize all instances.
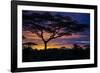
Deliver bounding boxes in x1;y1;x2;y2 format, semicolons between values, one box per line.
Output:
22;47;90;62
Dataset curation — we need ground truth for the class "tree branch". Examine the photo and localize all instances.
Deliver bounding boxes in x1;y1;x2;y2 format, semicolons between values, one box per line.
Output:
47;33;63;42
40;30;46;42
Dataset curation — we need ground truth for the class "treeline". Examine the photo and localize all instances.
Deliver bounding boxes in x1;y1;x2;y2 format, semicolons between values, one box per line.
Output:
22;45;90;62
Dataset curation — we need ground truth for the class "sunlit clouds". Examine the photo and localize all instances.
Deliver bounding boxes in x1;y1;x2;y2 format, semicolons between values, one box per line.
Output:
22;30;89;50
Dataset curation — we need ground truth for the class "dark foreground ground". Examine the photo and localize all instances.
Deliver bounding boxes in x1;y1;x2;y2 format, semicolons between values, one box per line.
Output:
22;47;90;62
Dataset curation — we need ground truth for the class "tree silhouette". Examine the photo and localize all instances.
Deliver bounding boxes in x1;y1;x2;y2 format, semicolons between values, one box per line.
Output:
22;35;26;39
23;42;37;48
23;11;89;50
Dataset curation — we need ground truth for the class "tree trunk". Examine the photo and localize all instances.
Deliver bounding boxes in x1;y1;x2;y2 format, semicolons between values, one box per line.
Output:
44;41;47;50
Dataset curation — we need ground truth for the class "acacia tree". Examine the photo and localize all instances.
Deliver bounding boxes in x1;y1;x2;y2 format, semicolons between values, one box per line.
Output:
23;11;89;50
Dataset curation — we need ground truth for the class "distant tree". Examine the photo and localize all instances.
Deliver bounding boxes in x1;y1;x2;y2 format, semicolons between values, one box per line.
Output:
23;11;89;50
84;44;90;49
23;42;37;48
60;46;66;49
72;44;81;50
22;35;26;39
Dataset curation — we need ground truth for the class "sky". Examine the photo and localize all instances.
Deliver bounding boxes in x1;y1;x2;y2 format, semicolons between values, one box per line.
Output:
22;10;90;50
